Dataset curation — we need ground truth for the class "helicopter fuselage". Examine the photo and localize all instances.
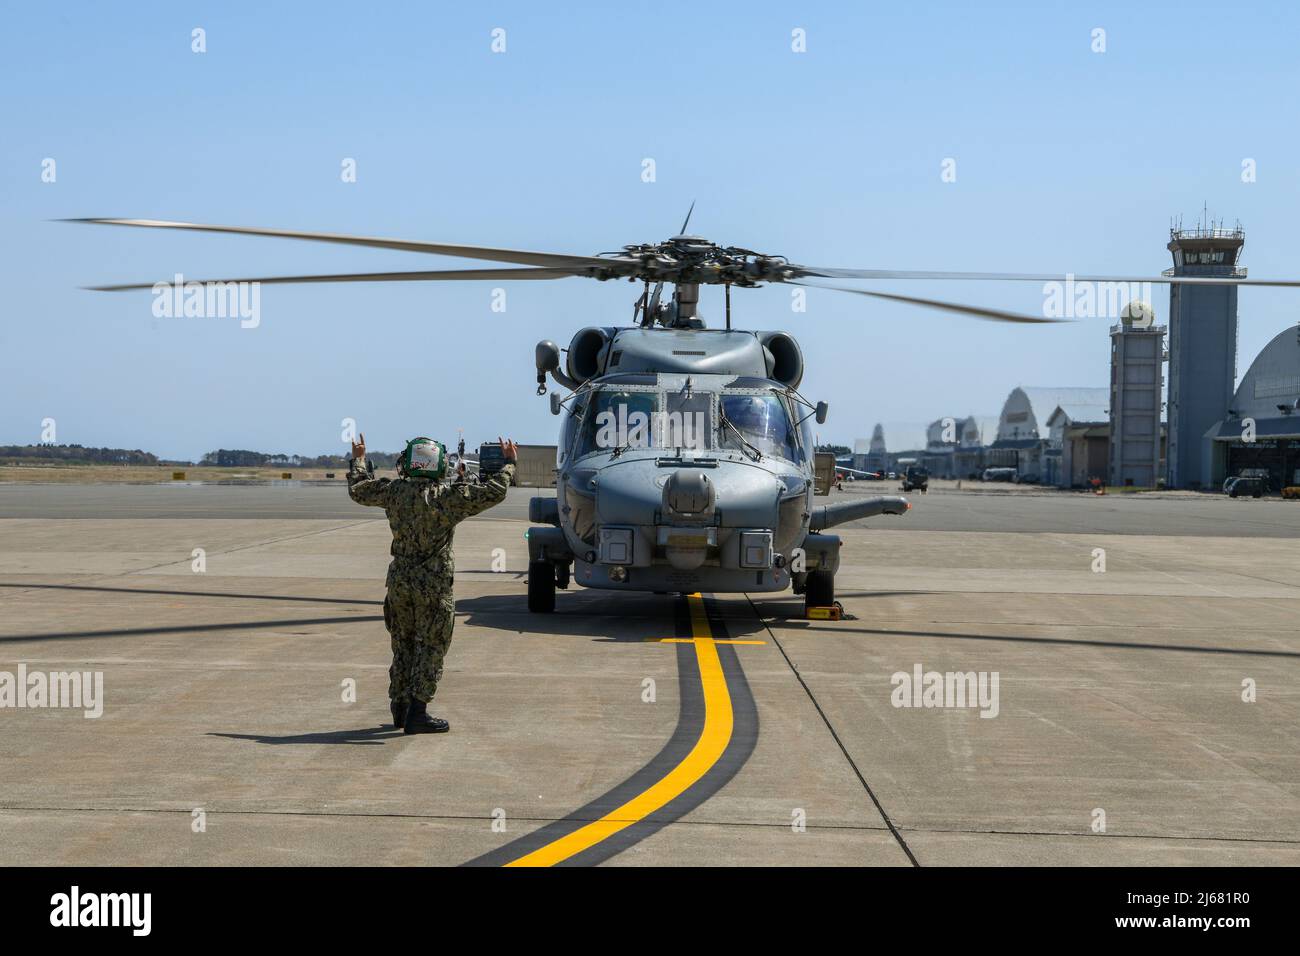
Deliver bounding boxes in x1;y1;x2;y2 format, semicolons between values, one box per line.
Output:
526;326;908;608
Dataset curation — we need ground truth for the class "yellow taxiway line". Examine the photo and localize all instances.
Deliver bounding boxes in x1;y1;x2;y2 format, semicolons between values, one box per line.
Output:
504;593;734;867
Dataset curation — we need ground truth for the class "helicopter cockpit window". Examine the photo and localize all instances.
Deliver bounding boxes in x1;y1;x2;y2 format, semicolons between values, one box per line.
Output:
662;390;712;451
719;393;798;461
576;389;658;458
559;396;585;464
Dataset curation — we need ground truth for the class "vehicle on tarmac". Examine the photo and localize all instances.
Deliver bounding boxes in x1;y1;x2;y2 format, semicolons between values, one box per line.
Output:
477;441;506;479
900;465;929;493
1224;475;1266;498
982;467;1018;482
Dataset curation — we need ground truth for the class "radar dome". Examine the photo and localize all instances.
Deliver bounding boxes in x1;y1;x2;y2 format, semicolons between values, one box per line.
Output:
1120;300;1155;329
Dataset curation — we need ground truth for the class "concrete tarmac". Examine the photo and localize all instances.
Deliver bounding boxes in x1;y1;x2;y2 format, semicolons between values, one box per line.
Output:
5;480;1300;537
1;485;1297;865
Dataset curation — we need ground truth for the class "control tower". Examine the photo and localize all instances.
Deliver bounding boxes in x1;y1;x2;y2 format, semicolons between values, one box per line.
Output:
1165;220;1244;489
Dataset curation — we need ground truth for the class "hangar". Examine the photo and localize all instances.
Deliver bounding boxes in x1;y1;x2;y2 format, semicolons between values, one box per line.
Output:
1205;326;1300;489
992;387;1108;483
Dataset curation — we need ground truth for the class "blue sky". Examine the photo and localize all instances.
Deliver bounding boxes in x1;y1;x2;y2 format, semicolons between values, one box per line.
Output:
3;0;1299;460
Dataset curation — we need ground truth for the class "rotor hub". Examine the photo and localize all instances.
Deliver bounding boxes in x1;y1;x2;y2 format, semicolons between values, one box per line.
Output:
606;236;790;287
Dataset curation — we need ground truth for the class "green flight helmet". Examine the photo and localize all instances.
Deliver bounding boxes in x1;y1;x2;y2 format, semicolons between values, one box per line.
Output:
398;437;448;480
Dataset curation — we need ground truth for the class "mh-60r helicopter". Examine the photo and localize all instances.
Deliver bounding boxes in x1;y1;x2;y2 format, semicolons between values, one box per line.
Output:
72;211;1300;613
521;209;924;614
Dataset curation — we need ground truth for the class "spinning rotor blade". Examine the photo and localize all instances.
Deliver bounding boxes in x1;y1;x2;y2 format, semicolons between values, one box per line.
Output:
785;264;1300;288
83;267;577;292
73;217;1300;301
796;281;1066;324
64;218;629;272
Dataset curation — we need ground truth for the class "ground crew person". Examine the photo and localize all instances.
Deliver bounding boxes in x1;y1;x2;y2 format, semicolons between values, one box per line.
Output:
347;433;517;734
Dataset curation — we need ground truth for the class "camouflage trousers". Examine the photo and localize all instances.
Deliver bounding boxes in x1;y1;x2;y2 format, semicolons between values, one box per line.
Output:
383;566;455;704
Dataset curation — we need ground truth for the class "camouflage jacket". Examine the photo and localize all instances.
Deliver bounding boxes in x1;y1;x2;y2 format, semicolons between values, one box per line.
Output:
347;457;515;571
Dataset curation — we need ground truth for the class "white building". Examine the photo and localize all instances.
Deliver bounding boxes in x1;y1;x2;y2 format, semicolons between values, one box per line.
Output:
994;387;1109;483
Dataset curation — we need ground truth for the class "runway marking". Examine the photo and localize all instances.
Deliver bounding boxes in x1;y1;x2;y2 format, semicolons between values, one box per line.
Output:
502;593;734;867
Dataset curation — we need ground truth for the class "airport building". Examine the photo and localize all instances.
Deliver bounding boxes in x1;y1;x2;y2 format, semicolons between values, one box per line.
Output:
1060;418;1111;487
992;387;1109;483
852;423;927;474
853;424;889;473
1204;326;1300;489
951;415;999;478
919;415;963;477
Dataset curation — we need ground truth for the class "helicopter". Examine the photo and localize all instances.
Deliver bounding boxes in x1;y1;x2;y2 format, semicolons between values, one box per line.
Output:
69;212;1300;613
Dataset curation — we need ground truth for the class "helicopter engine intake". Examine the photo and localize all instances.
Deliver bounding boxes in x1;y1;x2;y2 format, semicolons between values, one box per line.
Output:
759;331;804;389
567;327;616;384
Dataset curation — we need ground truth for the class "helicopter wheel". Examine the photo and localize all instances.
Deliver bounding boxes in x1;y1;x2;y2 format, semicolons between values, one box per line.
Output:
804;570;834;610
528;560;556;613
554;561;571;590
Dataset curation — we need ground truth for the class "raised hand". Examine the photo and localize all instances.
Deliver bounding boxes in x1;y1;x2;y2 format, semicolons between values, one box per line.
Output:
499;437;519;463
351;432;366;460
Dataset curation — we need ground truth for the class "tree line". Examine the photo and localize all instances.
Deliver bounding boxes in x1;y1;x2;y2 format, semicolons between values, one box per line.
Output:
200;449;399;468
0;444;166;465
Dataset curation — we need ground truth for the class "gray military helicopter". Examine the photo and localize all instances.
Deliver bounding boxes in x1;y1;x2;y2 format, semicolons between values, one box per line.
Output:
70;211;1300;613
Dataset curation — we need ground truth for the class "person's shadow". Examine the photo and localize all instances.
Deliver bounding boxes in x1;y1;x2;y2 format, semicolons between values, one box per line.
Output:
208;725;402;746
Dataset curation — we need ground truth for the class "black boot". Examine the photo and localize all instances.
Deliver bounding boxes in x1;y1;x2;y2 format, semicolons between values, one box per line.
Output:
403;699;449;735
390;698;408;729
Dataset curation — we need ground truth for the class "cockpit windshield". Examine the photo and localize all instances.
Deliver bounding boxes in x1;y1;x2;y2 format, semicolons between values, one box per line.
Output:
570;386;799;462
719;393;798;461
574;389;657;458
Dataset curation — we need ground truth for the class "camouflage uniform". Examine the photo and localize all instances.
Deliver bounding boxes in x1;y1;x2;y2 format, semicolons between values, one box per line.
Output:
347;458;515;706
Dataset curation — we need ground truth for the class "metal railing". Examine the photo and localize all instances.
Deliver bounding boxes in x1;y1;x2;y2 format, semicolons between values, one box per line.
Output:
1169;226;1244;241
1161;266;1248;278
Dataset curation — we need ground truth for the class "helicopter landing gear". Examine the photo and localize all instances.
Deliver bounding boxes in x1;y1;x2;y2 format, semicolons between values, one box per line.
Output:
804;569;834;612
554;561;570;590
791;571;807;595
528;560;556;613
